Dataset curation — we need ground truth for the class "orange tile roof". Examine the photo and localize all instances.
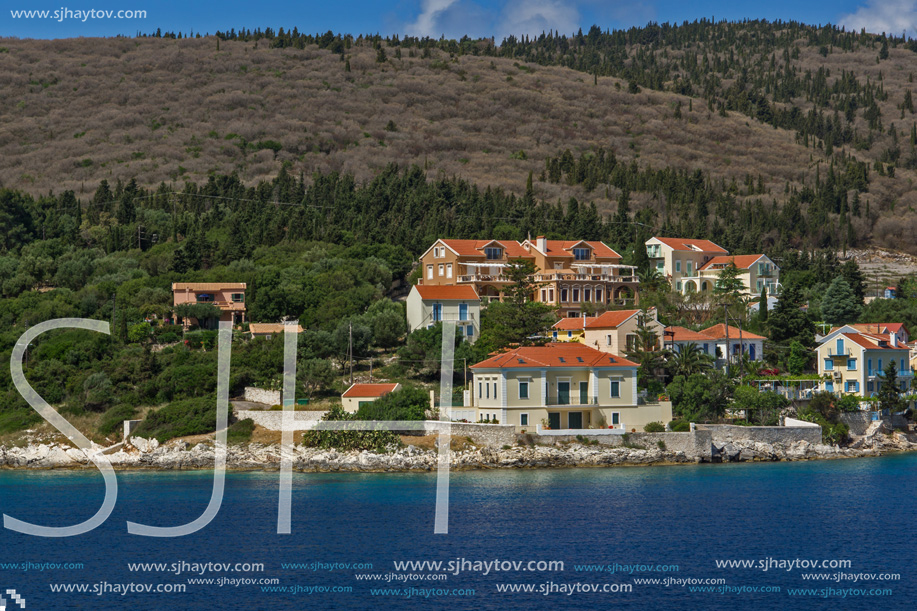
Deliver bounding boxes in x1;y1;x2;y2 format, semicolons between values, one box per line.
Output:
843;323;908;336
651;237;728;253
439;239;533;258
538;240;621;259
698;324;766;341
552;310;642;330
553;318;590;330
172;282;246;290
470;343;637;369
843;332;909;350
698;254;766;271
342;383;400;398
664;326;711;342
413;285;480;300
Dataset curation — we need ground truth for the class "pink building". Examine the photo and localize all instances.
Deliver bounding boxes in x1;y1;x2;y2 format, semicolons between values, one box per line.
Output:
172;282;247;329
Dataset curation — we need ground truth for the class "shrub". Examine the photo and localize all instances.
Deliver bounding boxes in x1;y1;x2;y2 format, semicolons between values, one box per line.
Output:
657;440;666;450
669;420;690;432
644;421;665;433
355;386;428;421
98;404;138;436
226;418;255;444
131;397;229;442
158;332;179;343
301;405;401;452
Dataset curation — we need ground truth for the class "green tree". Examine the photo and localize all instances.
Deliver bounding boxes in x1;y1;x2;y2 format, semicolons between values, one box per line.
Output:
174;303;222;329
768;284;815;346
666;371;734;422
877;360;906;414
477;259;554;351
758;286;768;323
821;277;861;326
667;343;714;378
355;386;429;420
786;340;810;375
714;262;745;301
624;311;667;392
298;358;335;398
839;260;867;303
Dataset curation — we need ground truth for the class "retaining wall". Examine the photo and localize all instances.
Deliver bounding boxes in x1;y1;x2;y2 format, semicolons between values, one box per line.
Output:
236;409;326;430
243;387;281;406
526;429;714;460
698;424;822;446
840;412;909;436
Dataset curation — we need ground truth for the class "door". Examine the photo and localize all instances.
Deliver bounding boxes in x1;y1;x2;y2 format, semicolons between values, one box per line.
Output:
548;412;561;430
568;412;583;429
557;381;570;405
749;344;756;360
579;381;589;404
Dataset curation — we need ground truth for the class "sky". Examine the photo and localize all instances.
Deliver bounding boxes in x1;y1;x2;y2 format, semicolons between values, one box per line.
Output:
2;0;916;40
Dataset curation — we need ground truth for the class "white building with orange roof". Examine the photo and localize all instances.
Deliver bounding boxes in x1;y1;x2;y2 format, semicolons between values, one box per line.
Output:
645;237;778;296
664;326;719;357
816;327;912;400
696;323;766;364
406;284;480;341
470;342;672;432
341;383;402;413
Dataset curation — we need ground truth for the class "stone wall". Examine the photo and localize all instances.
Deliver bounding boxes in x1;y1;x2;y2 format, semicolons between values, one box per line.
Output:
840;412;909;436
698;424;822;446
526;430;713;461
446;423;517;448
236;409;326;430
243;387;281;406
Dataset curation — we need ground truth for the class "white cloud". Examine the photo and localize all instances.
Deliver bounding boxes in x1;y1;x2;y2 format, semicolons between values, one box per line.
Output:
839;0;917;37
405;0;461;37
498;0;581;39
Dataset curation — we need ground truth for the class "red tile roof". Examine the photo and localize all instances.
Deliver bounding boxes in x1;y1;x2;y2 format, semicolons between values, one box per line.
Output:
651;237;728;253
553;318;590;330
342;383;400;398
471;343;636;369
538;240;622;259
698;324;766;341
842;323;908;337
698;254;766;271
413;285;480;300
842;332;909;350
664;326;711;342
439;239;533;258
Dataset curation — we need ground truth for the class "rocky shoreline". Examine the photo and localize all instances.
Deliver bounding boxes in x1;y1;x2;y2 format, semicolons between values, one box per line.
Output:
2;431;916;471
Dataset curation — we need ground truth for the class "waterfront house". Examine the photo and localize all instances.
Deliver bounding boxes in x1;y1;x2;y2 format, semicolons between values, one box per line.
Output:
816;328;911;399
406;285;481;341
697;324;766;364
172;282;246;329
341;383;401;413
469;343;672;432
644;237;779;296
416;237;639;318
552;309;664;354
664;326;718;357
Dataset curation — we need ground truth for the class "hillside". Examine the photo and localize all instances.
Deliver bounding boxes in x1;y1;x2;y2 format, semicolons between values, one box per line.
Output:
2;21;917;251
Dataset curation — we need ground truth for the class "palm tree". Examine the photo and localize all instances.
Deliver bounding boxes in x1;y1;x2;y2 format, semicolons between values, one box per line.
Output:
638;268;666;292
668;343;714;377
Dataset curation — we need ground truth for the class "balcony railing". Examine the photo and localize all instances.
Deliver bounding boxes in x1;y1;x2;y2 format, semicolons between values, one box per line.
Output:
534;273;638;283
546;395;599;406
457;274;510;283
827;348;852;357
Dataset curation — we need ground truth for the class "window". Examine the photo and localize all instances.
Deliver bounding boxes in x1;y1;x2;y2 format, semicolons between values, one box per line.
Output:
432;303;442;322
433;246;444;258
567;331;573;338
541;289;547;302
231;293;244;303
611;412;620;425
702;343;709;354
478;382;482;398
675;260;682;273
656;261;664;272
610;380;621;398
493;383;497;398
466;325;474;337
519;381;529;399
825;381;834;393
573;248;590;260
676;281;682;291
561;288;568;302
595;289;602;302
485;247;503;260
867;382;874;392
459;303;468;321
438;264;444;276
878;359;883;374
572;288;580;302
549;289;555;302
584;288;591;302
553;331;558;339
196;293;214;302
868;359;873;376
446;263;452;278
848;358;857;370
427;265;433;279
824;358;833;371
520;414;529;426
486;383;490;399
686;261;693;275
606;334;612;346
846;381;859;393
901;359;906;372
626;335;638;351
757;280;763;291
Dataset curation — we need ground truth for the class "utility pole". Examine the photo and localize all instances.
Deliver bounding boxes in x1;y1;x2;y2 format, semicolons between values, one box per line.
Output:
348;321;353;385
369;358;373;382
721;302;730;375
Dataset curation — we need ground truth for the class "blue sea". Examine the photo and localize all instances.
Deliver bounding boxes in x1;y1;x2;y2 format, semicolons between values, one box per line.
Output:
1;455;915;610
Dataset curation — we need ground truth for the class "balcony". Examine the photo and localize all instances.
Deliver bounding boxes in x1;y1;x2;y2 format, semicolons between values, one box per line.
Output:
546;395;599;406
827;348;852;357
457;274;510;283
534;272;638;283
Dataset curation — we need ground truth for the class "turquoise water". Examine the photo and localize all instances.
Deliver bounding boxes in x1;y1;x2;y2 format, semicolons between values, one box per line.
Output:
1;455;915;609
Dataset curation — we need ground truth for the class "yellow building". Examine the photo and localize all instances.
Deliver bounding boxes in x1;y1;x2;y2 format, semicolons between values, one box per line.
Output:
551;309;664;354
816;328;911;399
470;343;672;432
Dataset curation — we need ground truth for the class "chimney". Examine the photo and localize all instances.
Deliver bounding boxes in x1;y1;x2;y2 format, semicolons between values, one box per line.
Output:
536;236;547;252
